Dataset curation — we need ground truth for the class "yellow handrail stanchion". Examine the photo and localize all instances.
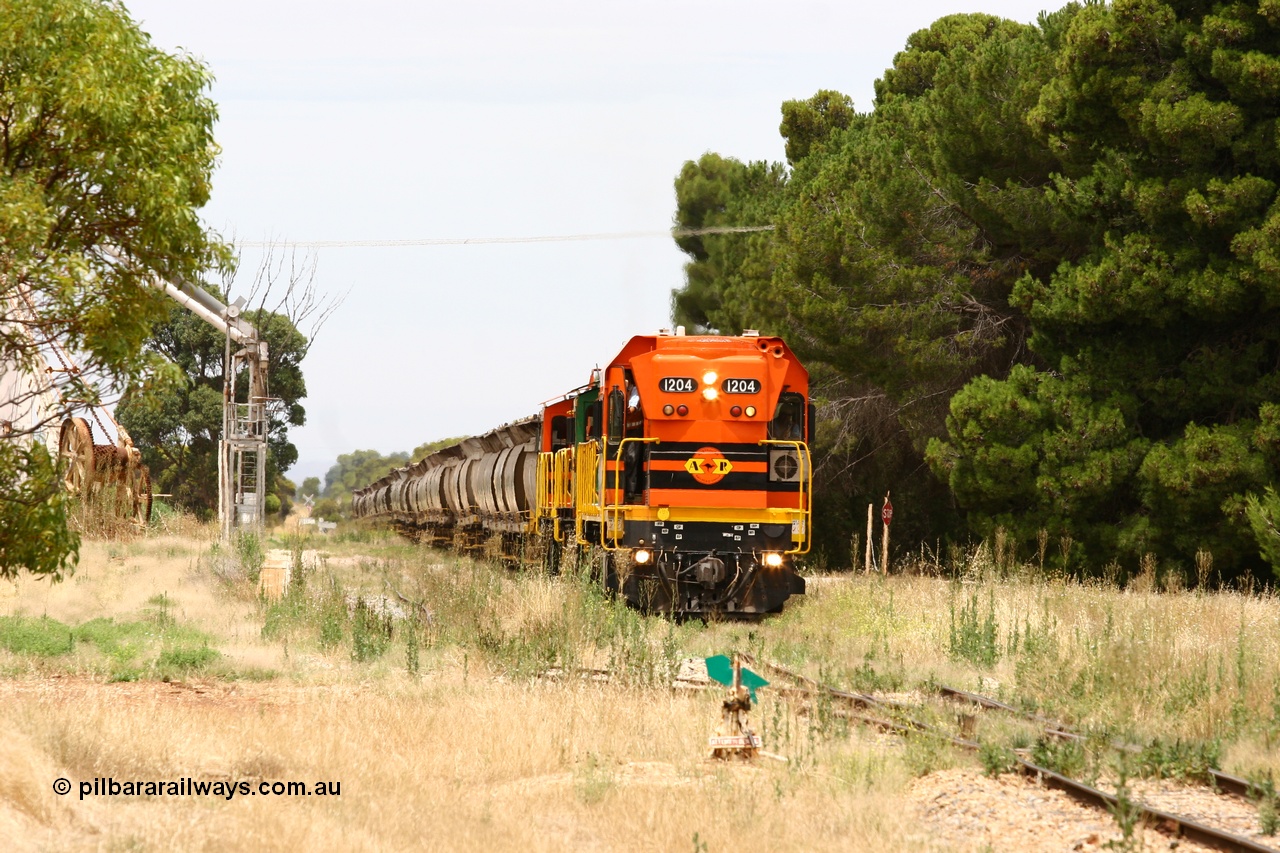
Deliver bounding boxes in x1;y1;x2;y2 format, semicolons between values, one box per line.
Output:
758;439;813;555
534;452;552;525
601;436;660;551
574;440;600;545
549;447;574;542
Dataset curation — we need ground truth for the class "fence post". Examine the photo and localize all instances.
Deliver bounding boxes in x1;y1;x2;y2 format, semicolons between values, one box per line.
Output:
881;493;891;574
865;503;874;573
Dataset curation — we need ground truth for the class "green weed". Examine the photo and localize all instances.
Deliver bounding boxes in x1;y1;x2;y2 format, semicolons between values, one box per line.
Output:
1104;760;1144;852
0;616;74;656
903;731;955;777
846;654;905;693
156;644;219;675
1030;736;1090;780
978;741;1017;777
350;598;393;663
405;618;420;677
0;610;223;682
1134;737;1220;784
949;591;999;667
234;532;264;581
1248;771;1279;836
574;753;614;805
146;592;174;628
73;617;152;662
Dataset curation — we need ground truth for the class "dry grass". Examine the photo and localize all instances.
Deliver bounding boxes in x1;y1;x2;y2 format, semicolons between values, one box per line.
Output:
1;675;930;852
0;530;941;852
3;526;1280;850
785;575;1280;742
0;532;281;680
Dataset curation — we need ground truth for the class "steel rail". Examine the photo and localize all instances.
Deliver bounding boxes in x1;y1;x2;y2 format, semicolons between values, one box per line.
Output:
752;659;1276;853
936;685;1255;798
1015;761;1277;853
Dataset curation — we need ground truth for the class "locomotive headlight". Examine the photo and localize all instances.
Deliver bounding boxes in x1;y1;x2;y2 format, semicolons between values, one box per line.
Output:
763;552;784;568
634;548;652;565
745;405;757;417
702;370;718;385
702;387;718;401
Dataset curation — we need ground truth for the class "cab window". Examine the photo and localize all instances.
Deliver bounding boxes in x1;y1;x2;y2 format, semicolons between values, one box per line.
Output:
623;370;644;437
550;415;570;451
769;392;805;441
607;387;624;444
586;400;602;440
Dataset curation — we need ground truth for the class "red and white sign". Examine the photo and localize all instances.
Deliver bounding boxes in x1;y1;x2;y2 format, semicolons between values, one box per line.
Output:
882;499;893;526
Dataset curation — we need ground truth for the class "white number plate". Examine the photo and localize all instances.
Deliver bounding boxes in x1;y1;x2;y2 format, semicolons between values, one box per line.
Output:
721;378;761;394
659;377;696;393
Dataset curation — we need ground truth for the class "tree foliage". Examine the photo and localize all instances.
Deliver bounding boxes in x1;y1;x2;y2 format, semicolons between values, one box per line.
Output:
674;13;1049;557
0;0;225;578
321;449;411;513
671;153;788;334
412;436;466;462
312;437;466;518
0;442;77;574
779;89;856;166
671;1;1280;581
929;1;1280;579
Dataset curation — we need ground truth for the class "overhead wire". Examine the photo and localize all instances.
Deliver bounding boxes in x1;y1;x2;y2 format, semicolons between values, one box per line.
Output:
237;224;775;249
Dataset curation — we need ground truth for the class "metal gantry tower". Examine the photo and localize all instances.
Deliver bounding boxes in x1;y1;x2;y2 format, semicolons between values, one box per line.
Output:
151;278;271;539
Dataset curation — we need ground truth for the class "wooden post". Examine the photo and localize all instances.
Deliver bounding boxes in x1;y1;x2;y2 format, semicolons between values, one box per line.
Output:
881;493;891;574
865;503;874;573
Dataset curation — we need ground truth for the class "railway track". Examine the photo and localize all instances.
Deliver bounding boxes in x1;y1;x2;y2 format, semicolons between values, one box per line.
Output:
935;684;1256;799
739;655;1278;853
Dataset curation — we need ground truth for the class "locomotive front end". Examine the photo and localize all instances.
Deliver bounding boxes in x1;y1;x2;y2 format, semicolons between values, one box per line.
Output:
538;331;812;616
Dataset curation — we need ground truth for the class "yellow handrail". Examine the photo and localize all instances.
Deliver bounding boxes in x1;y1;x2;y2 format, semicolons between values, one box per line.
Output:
535;451;553;523
551;446;574;542
758;439;813;555
535;448;580;542
573;440;601;545
553;447;574;509
602;436;661;550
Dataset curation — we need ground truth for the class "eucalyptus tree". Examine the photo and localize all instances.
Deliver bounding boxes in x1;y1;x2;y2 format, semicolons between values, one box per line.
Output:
0;0;226;577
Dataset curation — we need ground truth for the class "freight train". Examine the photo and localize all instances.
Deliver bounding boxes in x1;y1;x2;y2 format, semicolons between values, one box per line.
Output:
352;329;812;615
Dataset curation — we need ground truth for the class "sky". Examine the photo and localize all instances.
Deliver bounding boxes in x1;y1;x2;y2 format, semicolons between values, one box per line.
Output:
121;0;1056;487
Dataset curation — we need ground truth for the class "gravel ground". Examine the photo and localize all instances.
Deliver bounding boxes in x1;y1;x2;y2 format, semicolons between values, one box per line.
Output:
1117;776;1276;850
908;767;1278;853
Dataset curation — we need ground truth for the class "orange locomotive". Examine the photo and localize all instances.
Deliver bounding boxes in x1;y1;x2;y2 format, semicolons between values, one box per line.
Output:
354;329;812;616
538;329;811;615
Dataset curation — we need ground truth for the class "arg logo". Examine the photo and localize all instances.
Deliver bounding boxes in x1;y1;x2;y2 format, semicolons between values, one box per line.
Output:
685;446;733;485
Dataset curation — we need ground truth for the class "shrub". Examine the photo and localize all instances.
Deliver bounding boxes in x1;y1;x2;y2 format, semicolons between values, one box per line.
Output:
157;644;219;674
979;741;1017;777
949;591;999;667
0;616;74;656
